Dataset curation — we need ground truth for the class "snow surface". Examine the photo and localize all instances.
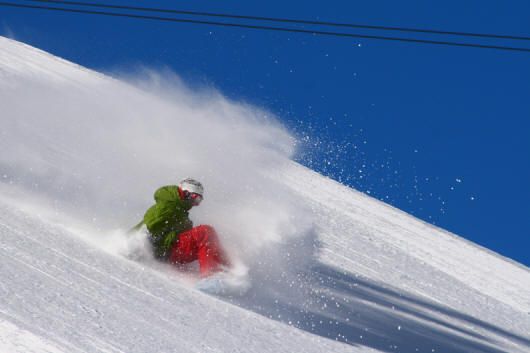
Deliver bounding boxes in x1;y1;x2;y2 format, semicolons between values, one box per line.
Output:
1;36;529;353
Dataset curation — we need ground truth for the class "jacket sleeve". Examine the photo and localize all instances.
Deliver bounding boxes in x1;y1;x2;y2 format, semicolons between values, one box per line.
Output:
154;185;180;203
128;187;168;233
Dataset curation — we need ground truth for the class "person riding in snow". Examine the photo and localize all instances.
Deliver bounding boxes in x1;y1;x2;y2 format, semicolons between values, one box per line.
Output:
133;178;230;277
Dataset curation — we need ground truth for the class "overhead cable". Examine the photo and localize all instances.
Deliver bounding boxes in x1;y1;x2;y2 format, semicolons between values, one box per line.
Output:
2;1;530;53
25;0;530;42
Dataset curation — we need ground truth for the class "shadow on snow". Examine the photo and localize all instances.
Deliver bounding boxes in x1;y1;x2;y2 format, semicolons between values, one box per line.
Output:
226;230;529;353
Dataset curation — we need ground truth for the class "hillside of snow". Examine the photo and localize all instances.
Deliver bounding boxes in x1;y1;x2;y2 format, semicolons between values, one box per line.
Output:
1;36;529;353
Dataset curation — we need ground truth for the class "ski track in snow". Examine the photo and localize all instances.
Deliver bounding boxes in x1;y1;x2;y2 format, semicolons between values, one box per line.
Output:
1;36;530;353
0;319;65;353
0;202;355;353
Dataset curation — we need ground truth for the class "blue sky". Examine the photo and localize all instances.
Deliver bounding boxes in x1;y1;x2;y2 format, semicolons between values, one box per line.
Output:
2;0;529;266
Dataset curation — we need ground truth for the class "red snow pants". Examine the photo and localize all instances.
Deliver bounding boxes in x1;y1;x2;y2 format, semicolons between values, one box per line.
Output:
168;225;230;276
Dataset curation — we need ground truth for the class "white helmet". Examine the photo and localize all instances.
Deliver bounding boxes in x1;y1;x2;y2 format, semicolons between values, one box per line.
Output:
179;178;204;205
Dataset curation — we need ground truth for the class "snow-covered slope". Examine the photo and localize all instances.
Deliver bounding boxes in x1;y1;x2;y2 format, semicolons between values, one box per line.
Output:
1;36;529;353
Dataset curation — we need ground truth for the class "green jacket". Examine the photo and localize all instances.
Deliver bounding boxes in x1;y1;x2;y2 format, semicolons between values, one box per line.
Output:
136;185;194;259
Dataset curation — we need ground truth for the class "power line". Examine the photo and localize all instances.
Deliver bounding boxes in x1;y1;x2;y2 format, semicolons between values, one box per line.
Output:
25;0;530;42
2;1;530;53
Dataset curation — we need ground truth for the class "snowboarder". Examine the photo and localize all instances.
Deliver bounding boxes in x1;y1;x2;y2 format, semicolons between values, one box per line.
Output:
133;178;230;277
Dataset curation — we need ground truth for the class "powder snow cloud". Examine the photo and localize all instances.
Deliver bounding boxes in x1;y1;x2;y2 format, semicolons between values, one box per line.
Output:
0;37;312;265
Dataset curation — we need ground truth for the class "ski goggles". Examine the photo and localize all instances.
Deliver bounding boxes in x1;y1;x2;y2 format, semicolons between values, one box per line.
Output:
184;191;203;205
